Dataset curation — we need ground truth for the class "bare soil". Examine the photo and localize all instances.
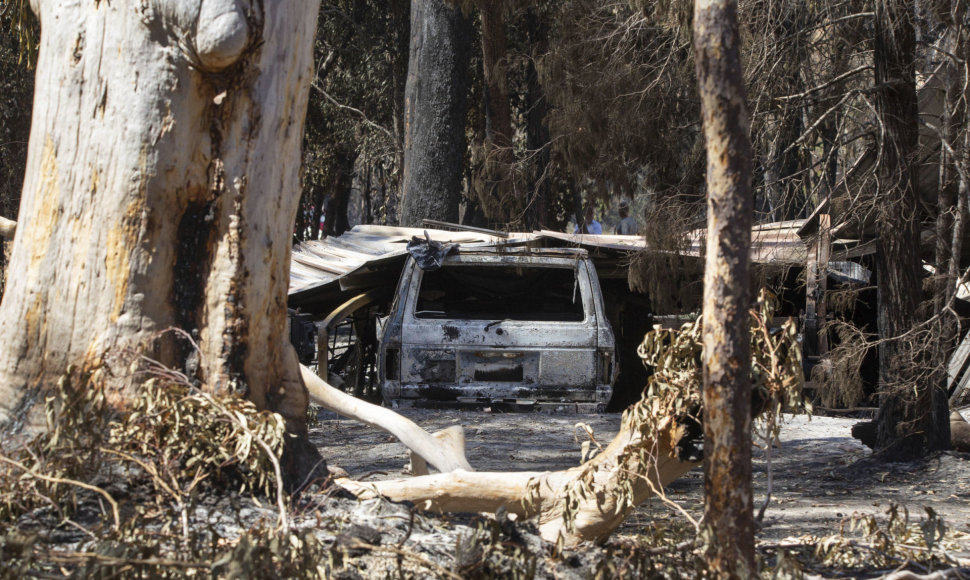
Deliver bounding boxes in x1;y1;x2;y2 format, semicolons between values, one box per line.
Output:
311;408;970;562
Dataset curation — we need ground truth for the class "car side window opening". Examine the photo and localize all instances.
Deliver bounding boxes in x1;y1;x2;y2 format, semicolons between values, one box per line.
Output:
414;264;586;322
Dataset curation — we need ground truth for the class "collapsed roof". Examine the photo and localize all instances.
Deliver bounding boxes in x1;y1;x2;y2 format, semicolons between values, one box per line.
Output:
288;222;808;317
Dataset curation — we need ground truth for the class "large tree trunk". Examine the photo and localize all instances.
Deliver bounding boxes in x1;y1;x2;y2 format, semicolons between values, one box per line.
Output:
0;0;323;477
693;0;756;576
872;0;951;458
398;0;471;227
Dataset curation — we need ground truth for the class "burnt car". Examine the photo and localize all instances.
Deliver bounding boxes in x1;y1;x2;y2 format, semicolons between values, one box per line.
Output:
378;246;616;411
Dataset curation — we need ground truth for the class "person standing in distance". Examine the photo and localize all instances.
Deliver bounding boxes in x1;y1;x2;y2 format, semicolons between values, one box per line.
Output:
574;204;603;234
615;200;639;235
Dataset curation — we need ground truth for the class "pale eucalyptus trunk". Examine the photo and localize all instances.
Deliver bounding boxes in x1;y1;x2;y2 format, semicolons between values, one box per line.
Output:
0;0;322;477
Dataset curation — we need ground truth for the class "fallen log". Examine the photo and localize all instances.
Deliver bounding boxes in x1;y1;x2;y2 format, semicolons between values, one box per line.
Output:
302;359;698;546
339;405;700;547
310;294;795;548
300;365;473;473
303;364;699;545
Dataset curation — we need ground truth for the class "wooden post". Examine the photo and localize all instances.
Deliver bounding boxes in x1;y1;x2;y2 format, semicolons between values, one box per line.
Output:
817;214;831;354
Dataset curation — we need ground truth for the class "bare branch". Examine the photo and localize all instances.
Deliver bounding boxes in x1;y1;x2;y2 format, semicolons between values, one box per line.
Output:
300;365;473;473
0;454;120;530
777;65;873;102
311;83;400;149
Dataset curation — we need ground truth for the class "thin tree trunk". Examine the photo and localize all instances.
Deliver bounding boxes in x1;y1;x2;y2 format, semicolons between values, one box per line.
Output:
0;0;324;481
763;5;806;222
399;0;471;227
693;0;756;576
324;149;357;237
363;162;373;225
524;7;551;230
391;0;410;175
478;0;516;224
873;0;951;457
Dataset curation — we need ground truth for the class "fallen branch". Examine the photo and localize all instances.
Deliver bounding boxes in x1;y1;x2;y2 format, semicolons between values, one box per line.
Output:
338;412;699;547
0;454;120;530
300;365;473;473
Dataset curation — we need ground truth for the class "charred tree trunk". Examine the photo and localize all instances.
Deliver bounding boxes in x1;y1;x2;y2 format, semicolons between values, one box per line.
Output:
932;24;964;406
477;0;516;225
323;149;357;237
873;0;951;458
0;0;324;480
693;0;756;576
399;0;471;227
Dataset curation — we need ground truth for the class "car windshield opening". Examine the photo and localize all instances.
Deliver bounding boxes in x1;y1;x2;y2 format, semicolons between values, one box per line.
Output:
415;263;585;321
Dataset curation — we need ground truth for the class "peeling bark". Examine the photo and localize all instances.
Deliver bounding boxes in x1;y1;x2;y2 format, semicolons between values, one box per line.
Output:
693;0;756;576
0;0;322;477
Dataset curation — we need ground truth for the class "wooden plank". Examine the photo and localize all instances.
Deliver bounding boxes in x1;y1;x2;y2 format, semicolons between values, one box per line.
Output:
291;252;354;276
817;214;831;355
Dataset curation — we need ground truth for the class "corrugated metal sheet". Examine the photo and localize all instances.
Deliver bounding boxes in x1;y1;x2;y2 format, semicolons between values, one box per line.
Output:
289;226;532;295
288;221;808;312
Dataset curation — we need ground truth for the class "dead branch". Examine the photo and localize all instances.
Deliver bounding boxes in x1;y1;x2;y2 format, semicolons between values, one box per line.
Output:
777;65;873;102
0;454;120;530
338;414;699;548
300;365;473;473
310;83;400;149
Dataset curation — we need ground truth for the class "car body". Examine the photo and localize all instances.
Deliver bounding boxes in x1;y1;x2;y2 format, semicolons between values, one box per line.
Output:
378;246;615;411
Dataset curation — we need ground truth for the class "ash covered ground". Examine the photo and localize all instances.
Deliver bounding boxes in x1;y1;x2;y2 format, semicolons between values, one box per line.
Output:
309;408;970;575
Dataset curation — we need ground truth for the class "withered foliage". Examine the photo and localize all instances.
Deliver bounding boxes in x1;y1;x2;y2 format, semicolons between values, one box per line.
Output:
638;288;806;450
812;323;870;409
526;290;804;554
627;199;705;314
0;367;316;578
776;503;970;577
